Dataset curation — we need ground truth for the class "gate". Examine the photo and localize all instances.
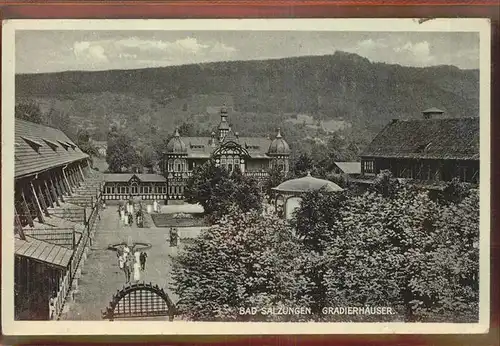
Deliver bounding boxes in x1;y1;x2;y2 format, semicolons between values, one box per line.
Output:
102;282;176;320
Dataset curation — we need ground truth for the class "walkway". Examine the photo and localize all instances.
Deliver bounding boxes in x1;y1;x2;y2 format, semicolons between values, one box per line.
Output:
60;206;179;320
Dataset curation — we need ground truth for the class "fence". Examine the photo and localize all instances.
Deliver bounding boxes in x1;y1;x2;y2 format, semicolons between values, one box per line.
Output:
52;186;104;320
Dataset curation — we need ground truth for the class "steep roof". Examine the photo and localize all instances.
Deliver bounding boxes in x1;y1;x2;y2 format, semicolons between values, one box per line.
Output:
104;173;167;183
361;117;479;160
15;119;89;178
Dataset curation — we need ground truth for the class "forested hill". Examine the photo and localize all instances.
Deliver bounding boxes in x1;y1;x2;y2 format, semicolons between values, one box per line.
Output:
15;51;479;155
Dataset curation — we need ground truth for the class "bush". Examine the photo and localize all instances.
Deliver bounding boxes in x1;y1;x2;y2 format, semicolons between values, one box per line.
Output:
171;208;312;321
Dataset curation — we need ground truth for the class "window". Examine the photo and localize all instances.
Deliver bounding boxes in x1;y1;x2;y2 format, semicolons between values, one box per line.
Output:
43;139;59;152
143;185;150;194
363;160;374;174
162;186;167;193
168;161;174;172
131;183;138;195
106;186;114;194
57;140;70;150
174;159;184;172
120;186;128;194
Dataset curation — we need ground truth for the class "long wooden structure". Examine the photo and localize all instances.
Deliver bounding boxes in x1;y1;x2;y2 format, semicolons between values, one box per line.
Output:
13;119;103;320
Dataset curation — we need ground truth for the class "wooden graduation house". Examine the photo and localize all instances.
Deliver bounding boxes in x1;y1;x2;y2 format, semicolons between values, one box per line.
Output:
14;119;92;320
360;109;479;184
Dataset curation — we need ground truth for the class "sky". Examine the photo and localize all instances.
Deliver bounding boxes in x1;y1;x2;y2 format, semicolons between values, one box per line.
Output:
15;30;480;74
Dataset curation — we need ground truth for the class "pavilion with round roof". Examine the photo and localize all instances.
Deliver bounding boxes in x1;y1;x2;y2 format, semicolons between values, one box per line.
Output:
272;172;344;219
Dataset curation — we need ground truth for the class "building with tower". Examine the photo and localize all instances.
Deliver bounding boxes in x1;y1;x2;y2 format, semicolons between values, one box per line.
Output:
162;105;291;201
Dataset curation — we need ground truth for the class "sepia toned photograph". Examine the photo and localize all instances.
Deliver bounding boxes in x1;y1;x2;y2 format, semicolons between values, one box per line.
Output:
1;18;490;335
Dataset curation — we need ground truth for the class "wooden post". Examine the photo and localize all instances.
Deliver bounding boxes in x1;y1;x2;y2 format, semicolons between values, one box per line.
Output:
78;163;85;182
68;168;76;189
21;189;34;228
30;182;46;223
35;182;50;216
62;169;73;196
51;173;64;203
46;180;59;207
74;167;82;187
57;172;66;195
14;207;26;240
43;180;54;208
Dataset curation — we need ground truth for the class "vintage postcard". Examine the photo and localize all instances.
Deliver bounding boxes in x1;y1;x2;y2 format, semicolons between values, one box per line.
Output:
1;18;491;335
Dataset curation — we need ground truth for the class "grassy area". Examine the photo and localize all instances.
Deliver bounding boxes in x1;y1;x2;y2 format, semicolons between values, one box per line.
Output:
151;213;208;228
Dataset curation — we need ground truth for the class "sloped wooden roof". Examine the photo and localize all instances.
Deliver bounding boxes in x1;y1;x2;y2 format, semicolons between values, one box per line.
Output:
15;119;89;178
361;117;479;160
15;236;73;269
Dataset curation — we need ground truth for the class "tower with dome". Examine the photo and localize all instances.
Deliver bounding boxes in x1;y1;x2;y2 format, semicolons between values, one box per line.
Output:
162;105;290;200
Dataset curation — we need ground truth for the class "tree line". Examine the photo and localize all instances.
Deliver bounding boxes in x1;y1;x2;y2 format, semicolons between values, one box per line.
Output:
172;166;479;323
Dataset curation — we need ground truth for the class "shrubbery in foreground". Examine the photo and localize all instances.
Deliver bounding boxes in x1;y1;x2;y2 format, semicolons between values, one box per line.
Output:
171;180;479;322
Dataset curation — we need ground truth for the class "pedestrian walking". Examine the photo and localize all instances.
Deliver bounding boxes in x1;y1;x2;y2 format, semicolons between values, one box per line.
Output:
124;211;129;226
133;251;141;282
123;254;131;283
120;206;125;223
128;213;133;227
140;252;147;271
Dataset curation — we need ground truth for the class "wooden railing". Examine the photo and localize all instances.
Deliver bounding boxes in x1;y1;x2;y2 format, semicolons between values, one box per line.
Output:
52;184;104;320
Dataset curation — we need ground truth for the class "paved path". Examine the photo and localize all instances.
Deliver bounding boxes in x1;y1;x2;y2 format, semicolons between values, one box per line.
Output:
61;207;180;320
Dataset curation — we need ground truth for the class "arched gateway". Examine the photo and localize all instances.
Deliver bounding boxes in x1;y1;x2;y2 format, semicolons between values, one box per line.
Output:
102;282;176;321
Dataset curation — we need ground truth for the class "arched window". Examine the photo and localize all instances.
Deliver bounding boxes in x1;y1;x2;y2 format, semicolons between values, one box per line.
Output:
131;182;138;195
168;160;174;172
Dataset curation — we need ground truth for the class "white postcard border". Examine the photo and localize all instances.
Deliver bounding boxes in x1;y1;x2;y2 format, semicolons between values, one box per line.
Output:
1;18;491;335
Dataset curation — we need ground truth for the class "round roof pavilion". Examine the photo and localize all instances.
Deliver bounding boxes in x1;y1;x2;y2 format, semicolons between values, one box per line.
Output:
272;172;344;194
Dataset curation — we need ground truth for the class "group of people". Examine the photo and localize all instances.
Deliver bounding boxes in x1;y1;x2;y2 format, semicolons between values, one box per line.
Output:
117;244;148;283
117;202;144;227
118;203;134;227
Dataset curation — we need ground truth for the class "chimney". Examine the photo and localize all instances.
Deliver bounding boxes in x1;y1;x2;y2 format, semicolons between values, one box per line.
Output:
422;107;445;119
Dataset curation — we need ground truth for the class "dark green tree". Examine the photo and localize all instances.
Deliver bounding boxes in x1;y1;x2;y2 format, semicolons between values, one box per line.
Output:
184;161;262;223
370;169;400;198
262;165;288;201
15;102;44;124
435;177;471;205
293;153;314;177
184;160;230;217
106;131;139;173
291;188;348;314
322;187;478;322
171;207;312;321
